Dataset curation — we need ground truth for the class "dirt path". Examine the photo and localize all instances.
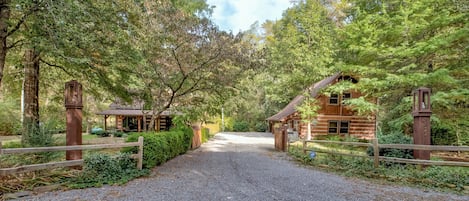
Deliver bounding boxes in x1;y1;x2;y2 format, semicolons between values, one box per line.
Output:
16;132;469;201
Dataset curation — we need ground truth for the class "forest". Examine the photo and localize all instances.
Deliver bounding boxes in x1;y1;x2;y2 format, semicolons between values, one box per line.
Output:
0;0;467;146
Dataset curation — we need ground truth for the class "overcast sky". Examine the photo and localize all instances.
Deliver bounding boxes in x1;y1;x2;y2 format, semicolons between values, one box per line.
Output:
206;0;292;33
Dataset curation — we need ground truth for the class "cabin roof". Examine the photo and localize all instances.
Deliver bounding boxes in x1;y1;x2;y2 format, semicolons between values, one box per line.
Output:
266;72;341;122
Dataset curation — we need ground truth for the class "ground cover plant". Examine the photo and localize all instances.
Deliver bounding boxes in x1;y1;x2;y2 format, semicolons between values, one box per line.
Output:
288;141;469;194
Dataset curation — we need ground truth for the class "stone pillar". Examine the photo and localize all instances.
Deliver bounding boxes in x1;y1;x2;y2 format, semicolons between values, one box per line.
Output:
65;80;83;161
412;87;431;160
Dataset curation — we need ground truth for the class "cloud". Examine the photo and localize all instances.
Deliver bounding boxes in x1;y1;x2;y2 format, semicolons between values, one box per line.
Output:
207;0;291;33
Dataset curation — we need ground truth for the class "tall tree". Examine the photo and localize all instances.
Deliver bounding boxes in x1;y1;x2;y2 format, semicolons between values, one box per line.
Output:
338;0;469;143
266;0;338;105
132;1;255;130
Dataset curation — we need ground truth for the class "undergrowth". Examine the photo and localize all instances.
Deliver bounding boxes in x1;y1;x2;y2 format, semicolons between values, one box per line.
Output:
288;144;469;194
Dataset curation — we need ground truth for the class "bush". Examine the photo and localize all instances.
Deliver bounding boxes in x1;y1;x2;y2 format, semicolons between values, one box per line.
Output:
201;127;210;143
367;131;413;159
95;130;111;137
233;121;249;132
0;98;21;136
254;122;267;132
67;153;148;188
124;126;193;169
113;131;125;138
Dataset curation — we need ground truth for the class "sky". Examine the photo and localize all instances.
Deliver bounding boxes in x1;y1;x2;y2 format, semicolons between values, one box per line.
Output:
206;0;292;33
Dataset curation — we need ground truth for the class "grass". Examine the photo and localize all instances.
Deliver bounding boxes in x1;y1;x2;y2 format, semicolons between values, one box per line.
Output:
0;134;127;194
288;142;469;194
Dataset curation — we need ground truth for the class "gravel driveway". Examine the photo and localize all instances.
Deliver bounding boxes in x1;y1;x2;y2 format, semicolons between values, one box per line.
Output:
17;132;469;201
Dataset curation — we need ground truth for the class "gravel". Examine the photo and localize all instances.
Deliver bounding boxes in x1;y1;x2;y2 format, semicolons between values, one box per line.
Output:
15;132;469;201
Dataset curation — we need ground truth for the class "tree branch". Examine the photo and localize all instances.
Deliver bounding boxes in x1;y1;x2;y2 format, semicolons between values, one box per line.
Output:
7;39;24;49
39;58;73;76
7;3;40;37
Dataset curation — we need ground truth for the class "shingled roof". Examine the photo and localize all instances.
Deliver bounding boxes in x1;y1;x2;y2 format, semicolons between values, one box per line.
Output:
266;72;341;122
96;109;175;116
97;97;179;116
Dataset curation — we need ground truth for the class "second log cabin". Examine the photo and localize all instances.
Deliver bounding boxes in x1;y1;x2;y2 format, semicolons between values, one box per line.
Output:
267;73;376;140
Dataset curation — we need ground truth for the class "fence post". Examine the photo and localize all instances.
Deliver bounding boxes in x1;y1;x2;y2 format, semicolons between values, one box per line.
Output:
303;140;307;154
0;140;2;155
137;136;144;170
372;138;379;168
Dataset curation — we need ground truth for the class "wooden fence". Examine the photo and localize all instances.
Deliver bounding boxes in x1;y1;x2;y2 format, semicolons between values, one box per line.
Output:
300;139;469;168
0;136;144;176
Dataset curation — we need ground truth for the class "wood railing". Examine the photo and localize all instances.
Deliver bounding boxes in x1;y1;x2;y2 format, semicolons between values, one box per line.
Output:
0;136;144;176
300;139;469;168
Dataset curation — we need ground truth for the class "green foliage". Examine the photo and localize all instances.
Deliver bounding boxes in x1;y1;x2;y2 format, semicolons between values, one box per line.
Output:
254;122;267;132
232;121;249;132
220;116;234;132
201;127;210;143
0;97;21;135
295;93;320;123
266;0;338;104
124;127;193;169
338;0;469;145
113;131;125;138
289;145;468;192
367;132;414;159
67;153;148;188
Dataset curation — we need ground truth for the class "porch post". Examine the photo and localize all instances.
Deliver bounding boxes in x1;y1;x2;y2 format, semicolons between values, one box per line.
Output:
104;115;108;131
137;116;142;132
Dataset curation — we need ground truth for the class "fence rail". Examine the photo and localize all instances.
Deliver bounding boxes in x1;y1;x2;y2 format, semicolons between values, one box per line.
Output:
300;139;469;168
0;136;144;176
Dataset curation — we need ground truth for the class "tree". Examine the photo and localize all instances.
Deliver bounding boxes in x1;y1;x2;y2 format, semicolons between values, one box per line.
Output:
0;0;142;139
132;1;256;130
265;0;338;105
338;0;469;143
296;92;319;140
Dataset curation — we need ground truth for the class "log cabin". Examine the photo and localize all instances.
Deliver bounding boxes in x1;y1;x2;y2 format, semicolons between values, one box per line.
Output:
97;99;176;132
267;73;376;140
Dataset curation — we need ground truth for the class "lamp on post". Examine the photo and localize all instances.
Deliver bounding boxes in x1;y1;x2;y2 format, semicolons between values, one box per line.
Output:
412;87;432;160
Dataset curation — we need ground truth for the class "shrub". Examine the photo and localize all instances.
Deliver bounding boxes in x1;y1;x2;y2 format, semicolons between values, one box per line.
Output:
254;122;267;132
201;127;210;143
113;131;125;138
67;153;148;188
95;130;111;137
0;98;21;136
233;121;249;132
124;126;193;169
367;131;413;159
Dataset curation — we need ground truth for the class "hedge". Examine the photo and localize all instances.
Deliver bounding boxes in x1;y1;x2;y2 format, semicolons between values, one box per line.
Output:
124;126;193;169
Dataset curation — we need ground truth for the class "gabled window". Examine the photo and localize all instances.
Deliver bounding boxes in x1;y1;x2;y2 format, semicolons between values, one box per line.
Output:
329;94;339;105
342;92;351;105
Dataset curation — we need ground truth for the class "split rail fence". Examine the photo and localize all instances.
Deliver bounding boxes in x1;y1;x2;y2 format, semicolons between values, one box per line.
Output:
299;139;469;168
0;136;144;176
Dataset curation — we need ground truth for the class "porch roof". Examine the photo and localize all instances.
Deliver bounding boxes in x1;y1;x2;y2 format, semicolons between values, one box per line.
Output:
97;109;175;116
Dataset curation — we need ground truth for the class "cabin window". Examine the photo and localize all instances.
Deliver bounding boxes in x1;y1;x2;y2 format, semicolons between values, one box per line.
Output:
329;94;339;105
342;93;351;105
328;121;349;134
340;121;349;134
293;120;299;131
328;121;338;134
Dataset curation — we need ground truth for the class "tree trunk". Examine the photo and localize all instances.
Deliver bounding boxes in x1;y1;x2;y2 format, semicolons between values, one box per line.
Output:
307;121;311;140
148;114;156;131
0;1;10;90
22;48;40;137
